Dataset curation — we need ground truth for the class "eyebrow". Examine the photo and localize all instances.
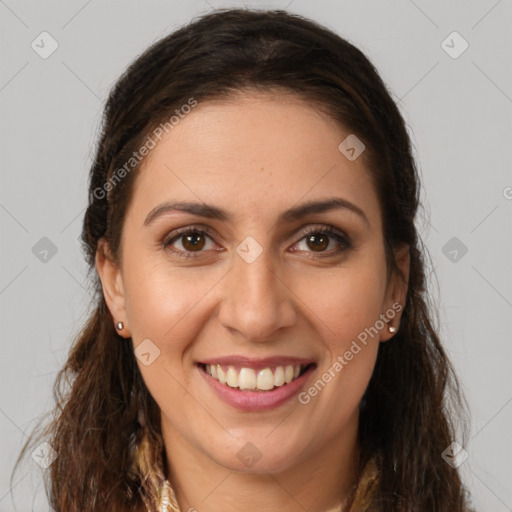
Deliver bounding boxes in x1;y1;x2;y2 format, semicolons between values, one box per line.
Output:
143;197;370;227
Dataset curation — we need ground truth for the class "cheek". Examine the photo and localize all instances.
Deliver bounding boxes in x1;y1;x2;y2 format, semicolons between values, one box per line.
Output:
125;262;213;408
290;258;387;342
123;250;220;343
289;259;385;404
294;269;383;423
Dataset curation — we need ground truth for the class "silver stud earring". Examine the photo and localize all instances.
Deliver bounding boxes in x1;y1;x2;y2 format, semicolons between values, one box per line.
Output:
116;321;124;330
388;325;397;333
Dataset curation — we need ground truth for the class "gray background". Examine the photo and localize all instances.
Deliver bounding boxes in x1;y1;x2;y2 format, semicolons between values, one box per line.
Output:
1;0;511;510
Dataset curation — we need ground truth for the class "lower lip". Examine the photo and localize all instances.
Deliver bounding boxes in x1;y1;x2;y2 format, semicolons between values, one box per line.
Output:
198;364;316;411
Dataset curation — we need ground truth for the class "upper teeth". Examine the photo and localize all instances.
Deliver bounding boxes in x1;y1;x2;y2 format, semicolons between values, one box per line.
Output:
205;364;303;391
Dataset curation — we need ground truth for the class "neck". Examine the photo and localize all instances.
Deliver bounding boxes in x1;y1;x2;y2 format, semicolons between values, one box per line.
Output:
160;413;360;512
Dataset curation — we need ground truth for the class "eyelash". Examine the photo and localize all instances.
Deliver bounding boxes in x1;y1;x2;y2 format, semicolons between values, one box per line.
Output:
162;224;351;260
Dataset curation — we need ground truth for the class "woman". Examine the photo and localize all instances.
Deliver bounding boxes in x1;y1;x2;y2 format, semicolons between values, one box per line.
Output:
13;8;473;511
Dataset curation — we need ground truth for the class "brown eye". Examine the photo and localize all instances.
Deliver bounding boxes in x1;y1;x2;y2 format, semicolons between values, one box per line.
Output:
292;225;351;257
163;227;217;259
306;233;329;252
181;232;206;251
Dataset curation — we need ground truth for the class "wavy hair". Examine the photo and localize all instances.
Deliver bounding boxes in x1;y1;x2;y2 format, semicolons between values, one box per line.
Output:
13;8;472;511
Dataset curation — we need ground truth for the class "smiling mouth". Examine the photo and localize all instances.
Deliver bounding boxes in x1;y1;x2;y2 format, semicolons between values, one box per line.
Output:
198;363;315;392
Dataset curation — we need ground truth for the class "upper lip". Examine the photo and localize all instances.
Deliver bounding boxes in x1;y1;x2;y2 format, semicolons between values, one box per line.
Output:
197;355;315;370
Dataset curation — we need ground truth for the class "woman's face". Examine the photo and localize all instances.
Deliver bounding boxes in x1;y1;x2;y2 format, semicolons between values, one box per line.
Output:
97;90;409;475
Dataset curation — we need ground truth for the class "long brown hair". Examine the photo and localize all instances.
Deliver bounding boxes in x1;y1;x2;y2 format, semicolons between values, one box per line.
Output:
13;8;472;511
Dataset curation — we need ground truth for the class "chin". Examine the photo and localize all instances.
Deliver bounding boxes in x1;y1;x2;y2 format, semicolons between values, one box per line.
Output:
215;451;298;475
203;434;304;475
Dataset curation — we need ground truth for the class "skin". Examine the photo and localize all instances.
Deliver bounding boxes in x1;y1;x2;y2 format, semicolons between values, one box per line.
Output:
96;90;409;512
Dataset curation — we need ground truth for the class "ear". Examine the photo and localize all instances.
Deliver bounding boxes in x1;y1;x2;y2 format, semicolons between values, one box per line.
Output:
95;238;130;337
380;243;410;342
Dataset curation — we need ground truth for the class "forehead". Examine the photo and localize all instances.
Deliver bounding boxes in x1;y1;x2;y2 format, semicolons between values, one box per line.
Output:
127;91;381;229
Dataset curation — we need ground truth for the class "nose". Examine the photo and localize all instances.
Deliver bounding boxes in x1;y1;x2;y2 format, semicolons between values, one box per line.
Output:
217;249;297;343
